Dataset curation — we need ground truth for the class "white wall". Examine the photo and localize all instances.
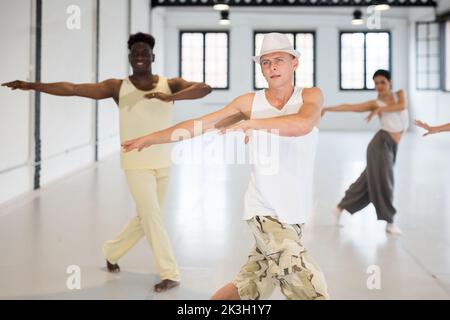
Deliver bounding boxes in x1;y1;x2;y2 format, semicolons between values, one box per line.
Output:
130;0;150;34
0;0;151;205
438;0;450;13
0;0;33;204
40;0;97;186
151;7;166;75
157;7;410;130
97;0;128;160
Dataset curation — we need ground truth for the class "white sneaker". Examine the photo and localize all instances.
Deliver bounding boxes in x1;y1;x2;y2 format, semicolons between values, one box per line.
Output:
386;223;402;235
334;206;344;226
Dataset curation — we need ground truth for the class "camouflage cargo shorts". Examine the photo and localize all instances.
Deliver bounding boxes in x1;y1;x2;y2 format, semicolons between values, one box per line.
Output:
232;216;329;300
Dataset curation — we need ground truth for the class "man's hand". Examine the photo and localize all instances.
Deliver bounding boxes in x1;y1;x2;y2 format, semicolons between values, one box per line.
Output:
121;135;153;153
321;107;328;117
219;120;253;144
414;120;438;136
366;107;382;123
2;80;32;90
145;92;174;102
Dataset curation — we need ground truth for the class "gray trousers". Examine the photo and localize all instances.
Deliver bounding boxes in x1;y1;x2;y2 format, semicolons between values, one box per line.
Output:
339;130;398;223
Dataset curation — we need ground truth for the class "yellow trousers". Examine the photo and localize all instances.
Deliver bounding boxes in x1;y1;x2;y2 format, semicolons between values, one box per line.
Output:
102;167;180;281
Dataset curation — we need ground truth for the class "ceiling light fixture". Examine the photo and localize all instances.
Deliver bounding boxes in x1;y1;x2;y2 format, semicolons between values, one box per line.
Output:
213;0;230;11
352;9;364;25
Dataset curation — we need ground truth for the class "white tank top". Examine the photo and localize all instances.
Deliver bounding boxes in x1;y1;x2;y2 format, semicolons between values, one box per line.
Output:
377;92;409;133
119;76;173;170
244;87;319;224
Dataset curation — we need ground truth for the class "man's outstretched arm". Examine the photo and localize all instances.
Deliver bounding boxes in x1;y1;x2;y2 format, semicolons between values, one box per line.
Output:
321;100;377;115
122;93;253;152
2;79;121;101
220;87;323;137
168;77;212;100
146;78;212;102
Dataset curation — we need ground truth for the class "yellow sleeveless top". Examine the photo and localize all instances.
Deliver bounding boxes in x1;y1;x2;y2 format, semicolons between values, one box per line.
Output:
119;76;173;170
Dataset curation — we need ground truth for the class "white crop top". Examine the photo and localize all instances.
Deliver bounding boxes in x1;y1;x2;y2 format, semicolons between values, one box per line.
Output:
377;92;409;133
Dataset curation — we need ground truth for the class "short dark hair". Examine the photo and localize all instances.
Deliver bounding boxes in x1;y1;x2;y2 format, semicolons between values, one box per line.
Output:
127;32;155;50
372;69;391;81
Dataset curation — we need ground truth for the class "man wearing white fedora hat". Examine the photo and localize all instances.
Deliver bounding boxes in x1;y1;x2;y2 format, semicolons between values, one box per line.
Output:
121;32;329;300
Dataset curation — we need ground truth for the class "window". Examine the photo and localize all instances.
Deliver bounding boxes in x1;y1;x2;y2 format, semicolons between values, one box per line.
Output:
254;31;315;89
416;22;440;90
180;31;229;89
444;20;450;91
340;31;391;90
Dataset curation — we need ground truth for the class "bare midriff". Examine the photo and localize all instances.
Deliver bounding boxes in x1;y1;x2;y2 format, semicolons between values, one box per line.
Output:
388;131;403;144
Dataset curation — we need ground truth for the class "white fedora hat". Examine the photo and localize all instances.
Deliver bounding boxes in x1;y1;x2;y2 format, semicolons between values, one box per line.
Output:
252;33;301;64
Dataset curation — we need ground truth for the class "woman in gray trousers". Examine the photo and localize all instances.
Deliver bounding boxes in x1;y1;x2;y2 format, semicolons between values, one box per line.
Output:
322;70;408;235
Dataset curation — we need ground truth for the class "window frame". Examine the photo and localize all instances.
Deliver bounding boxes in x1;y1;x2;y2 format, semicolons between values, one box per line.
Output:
252;30;317;90
439;19;450;92
339;30;392;91
439;21;447;92
179;30;230;90
415;21;441;91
